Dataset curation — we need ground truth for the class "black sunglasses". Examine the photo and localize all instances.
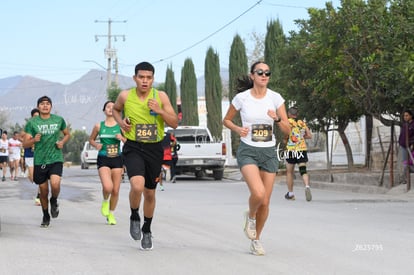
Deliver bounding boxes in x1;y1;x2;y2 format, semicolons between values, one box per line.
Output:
254;69;271;77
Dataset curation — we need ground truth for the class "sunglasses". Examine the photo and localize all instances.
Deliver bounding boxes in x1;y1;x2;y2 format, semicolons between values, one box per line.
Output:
254;69;271;77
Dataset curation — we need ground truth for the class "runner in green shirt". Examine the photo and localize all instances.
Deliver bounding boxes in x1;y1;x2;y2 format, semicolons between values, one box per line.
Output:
23;96;70;227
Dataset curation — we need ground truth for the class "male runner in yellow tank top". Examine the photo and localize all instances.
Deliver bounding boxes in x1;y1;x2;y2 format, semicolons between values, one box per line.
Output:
113;61;178;250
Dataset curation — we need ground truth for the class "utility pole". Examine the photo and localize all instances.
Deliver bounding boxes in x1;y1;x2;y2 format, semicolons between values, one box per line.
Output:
95;18;126;88
114;58;119;85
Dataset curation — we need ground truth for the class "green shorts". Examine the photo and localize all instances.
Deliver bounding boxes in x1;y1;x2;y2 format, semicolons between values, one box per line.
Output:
236;141;279;173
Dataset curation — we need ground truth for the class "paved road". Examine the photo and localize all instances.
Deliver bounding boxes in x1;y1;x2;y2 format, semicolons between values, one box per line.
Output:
1;166;414;275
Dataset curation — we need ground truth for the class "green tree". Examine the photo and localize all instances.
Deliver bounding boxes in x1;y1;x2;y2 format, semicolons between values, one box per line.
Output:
333;0;414;120
63;129;89;164
228;34;248;155
264;19;288;152
155;83;165;91
165;64;178;113
180;58;199;126
298;0;414;168
204;47;223;140
264;19;286;95
107;83;122;102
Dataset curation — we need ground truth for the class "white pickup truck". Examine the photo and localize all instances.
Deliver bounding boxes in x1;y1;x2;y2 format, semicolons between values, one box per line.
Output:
166;126;227;180
80;141;98;169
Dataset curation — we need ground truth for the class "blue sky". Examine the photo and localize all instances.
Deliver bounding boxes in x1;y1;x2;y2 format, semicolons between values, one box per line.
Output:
1;0;340;85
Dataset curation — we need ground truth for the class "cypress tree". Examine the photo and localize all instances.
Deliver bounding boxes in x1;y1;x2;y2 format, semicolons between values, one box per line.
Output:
180;58;199;126
165;64;178;113
204;47;223;141
228;34;248;155
264;19;287;151
264;19;286;96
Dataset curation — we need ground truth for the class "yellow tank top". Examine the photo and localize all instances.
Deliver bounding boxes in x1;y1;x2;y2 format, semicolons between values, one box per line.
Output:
124;87;164;142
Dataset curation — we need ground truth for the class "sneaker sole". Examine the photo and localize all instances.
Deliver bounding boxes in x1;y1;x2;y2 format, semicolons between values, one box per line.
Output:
251;250;265;256
250;241;265;256
107;217;117;225
40;221;50;228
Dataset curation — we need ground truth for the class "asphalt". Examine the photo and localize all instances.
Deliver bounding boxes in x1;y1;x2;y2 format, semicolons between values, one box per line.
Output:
1;166;414;274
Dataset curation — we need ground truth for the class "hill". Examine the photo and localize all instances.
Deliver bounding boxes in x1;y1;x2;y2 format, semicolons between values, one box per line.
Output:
0;70;134;132
0;69;229;132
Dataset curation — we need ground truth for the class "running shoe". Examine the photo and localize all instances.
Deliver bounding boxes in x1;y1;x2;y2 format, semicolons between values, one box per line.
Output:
101;200;109;217
41;215;50;228
284;192;295;200
50;201;59;218
2;176;5;182
305;186;312;202
159;185;164;191
243;211;256;240
107;213;117;225
130;219;141;240
35;198;41;206
250;240;265;256
140;232;153;250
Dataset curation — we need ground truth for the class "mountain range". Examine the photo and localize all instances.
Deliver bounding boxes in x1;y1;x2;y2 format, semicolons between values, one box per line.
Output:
0;69;229;132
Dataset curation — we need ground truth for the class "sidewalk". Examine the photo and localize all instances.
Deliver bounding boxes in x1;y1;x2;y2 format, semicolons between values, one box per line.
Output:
223;166;414;199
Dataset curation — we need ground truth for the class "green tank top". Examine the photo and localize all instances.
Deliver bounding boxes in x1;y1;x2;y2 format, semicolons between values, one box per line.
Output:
98;121;122;157
124;87;164;142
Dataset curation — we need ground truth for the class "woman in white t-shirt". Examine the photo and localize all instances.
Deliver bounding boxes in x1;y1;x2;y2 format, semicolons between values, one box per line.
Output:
0;130;9;181
8;131;22;181
223;61;290;256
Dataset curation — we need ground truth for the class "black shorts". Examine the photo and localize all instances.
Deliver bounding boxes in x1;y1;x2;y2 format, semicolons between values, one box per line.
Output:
122;140;163;190
0;155;8;164
162;159;173;168
33;162;63;185
285;150;308;164
97;155;123;169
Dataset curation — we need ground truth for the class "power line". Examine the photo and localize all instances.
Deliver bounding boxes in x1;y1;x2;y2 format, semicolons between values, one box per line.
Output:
261;1;308;9
152;0;263;64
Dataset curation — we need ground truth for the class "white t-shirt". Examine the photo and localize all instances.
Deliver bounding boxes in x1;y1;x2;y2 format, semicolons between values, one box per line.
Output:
232;88;285;147
8;138;22;157
0;139;8;156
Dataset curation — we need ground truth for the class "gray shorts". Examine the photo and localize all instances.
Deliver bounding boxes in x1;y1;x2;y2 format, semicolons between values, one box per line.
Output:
236;141;279;173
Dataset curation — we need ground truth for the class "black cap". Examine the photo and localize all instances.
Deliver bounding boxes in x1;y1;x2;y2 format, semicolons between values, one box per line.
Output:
37;95;52;106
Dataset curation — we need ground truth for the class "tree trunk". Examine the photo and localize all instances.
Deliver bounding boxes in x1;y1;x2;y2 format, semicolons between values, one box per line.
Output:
338;130;354;169
365;114;373;169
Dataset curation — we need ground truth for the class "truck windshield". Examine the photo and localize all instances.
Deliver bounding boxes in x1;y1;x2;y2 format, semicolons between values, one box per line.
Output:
168;129;211;143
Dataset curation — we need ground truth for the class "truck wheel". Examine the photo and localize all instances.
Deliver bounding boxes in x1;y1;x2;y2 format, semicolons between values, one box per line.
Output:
213;169;224;180
195;171;205;179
